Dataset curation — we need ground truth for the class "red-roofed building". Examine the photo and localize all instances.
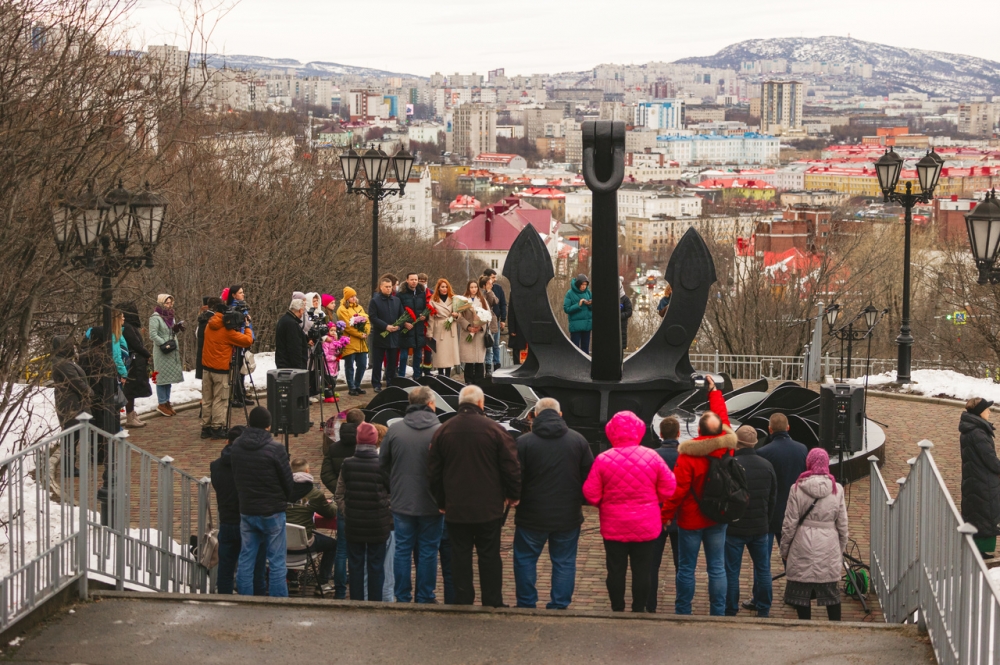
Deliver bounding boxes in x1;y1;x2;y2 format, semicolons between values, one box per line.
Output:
472;153;528;170
435;196;558;272
449;195;481;212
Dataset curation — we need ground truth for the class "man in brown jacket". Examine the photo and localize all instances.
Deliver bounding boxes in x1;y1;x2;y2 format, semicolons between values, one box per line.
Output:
428;385;521;606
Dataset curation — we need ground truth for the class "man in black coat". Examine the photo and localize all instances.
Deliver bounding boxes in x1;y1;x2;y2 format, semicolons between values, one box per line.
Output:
483;269;507;373
275;299;309;370
320;408;364;598
230;407;295;597
960;398;1000;555
367;276;404;393
429;385;521;607
211;426;265;595
647;415;681;612
757;412;807;553
512;398;593;609
395;272;427;380
725;425;777;618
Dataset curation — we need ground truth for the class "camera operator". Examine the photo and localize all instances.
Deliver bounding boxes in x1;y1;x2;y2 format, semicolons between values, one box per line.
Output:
276;298;309;371
225;285;255;407
201;301;254;440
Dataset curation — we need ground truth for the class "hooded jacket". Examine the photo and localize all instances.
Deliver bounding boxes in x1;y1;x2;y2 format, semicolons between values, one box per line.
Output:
230;427;295;517
51;336;93;428
659;390;738;531
321;422;358;494
780;475;848;583
379;405;441;517
202;312;254;373
959;411;1000;537
287;471;337;538
428;403;521;523
562;275;593;334
757;431;809;535
726;447;777;538
583;411;676;542
334;444;393;543
515;409;595;533
337;301;369;356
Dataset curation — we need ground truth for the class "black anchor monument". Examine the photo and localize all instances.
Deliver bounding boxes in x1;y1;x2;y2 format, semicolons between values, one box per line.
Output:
494;120;718;447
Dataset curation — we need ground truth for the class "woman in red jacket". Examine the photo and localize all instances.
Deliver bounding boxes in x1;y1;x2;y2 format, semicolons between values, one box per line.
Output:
660;376;737;616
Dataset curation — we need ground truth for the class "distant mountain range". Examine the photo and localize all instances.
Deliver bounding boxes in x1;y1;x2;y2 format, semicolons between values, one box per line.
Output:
676;36;1000;99
192;53;422;79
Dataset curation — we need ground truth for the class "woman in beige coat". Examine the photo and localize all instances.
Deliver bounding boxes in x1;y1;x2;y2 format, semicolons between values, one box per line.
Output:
458;280;491;385
780;447;848;621
429;278;461;376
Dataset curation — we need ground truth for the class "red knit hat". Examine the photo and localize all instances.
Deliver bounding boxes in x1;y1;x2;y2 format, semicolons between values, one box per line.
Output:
356;422;378;446
321;293;335;309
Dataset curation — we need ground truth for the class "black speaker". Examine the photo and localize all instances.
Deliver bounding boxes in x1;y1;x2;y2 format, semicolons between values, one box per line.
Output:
819;383;864;453
267;369;312;435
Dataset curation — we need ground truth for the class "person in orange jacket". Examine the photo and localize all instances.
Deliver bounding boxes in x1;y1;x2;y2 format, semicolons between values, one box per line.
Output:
660;376;737;616
201;302;254;439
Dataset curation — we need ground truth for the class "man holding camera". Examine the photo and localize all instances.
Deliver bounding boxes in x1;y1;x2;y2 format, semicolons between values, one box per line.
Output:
201;301;254;439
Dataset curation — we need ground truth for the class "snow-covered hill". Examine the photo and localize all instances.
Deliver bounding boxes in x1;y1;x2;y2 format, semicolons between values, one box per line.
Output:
675;36;1000;98
191;53;423;79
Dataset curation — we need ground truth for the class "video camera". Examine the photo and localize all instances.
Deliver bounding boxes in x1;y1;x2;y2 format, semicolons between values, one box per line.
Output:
307;319;329;344
223;304;249;331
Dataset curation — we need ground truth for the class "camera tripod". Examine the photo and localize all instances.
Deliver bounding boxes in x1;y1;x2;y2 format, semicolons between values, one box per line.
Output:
225;347;258;431
307;340;339;425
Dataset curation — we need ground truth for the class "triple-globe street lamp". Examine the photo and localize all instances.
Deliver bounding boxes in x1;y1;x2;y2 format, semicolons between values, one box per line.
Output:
873;147;944;384
824;303;883;380
339;145;414;297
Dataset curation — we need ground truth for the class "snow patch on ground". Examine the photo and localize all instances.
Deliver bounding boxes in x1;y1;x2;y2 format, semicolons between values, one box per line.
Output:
850;369;1000;403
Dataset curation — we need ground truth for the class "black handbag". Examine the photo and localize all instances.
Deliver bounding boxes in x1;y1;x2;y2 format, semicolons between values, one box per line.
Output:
483;331;494;349
159;338;177;354
113;383;127;410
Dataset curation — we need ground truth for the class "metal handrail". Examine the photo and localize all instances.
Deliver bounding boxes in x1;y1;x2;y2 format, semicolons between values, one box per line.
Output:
0;413;211;632
869;442;1000;664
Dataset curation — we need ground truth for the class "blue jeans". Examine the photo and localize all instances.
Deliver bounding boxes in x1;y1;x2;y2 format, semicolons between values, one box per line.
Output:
513;527;580;609
348;539;387;601
237;513;288;598
393;513;444;603
334;509;348;598
397;348;424;379
570;330;591;354
343;353;367;390
488;333;501;367
216;522;266;595
725;532;772;617
675;524;727;616
156;384;171;404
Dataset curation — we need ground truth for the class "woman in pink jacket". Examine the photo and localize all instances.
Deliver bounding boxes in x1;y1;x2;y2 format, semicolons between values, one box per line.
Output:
584;410;676;612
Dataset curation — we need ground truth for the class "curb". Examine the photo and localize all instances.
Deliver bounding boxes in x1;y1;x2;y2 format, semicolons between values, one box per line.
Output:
89;590;905;632
866;390;965;408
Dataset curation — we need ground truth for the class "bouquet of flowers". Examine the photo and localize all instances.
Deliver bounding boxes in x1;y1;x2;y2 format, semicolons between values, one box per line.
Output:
328;335;350;357
334;320;347;333
446;295;473;331
465;305;492;342
383;307;418;338
349;314;368;333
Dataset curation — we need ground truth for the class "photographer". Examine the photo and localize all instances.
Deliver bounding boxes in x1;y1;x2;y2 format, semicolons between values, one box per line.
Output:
224;285;255;407
201;301;254;439
276;298;310;370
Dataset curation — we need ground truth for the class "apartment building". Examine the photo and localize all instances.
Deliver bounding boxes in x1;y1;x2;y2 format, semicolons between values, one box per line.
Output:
450;103;497;159
655;133;780;165
382;167;434;238
958;102;998;138
524;107;565;142
565;184;702;223
760;81;803;135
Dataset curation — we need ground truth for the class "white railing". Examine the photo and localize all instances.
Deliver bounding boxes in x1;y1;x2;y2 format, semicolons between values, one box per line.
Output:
690;351;944;382
0;414;211;632
870;442;1000;664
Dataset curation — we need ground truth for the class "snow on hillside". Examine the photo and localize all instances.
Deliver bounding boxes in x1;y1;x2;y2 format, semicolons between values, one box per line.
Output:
849;369;1000;403
192;53;423;79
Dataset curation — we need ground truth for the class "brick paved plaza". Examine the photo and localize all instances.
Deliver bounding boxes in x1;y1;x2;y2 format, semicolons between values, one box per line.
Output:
123;388;963;621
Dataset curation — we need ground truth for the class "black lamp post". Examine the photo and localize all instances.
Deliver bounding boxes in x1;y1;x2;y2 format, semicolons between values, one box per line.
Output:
965;190;1000;284
339;145;414;297
825;303;884;379
53;179;165;527
873;147;944;384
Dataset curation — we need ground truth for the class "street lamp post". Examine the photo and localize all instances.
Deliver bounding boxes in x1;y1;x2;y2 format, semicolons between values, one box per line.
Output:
825;303;882;379
53;179;166;527
339;145;414;297
964;190;1000;284
873;148;944;384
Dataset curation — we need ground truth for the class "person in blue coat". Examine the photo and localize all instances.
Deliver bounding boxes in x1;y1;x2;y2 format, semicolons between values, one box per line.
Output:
562;274;593;353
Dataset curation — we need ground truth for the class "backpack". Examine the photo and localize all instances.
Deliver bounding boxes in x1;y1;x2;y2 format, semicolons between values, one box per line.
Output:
689;454;750;524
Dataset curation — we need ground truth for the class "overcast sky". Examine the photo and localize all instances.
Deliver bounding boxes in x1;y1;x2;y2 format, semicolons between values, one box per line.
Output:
128;0;1000;75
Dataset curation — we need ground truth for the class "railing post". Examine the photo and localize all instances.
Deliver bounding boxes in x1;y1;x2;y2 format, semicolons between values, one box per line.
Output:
197;477;211;593
113;436;127;591
158;456;175;593
713;349;719;374
824;352;830;379
958;522;979;665
76;414;92;600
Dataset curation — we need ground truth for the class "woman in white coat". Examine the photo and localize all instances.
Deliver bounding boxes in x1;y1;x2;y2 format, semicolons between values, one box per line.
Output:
428;278;460;377
458;280;491;385
780;447;848;621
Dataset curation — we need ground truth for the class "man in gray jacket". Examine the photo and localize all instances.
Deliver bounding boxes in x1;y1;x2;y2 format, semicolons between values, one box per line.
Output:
379;386;442;603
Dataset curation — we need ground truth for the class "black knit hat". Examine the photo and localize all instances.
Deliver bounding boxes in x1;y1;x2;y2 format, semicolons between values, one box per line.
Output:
248;407;271;430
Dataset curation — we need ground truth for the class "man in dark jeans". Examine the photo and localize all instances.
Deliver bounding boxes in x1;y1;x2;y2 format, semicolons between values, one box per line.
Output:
725;425;777;617
210;426;266;595
648;416;681;612
367;276;404;392
429;385;521;607
757;412;808;555
320;409;364;599
512;398;593;609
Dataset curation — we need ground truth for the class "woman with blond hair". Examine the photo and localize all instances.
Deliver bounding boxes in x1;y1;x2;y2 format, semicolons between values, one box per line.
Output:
428;278;460;376
458;280;491;385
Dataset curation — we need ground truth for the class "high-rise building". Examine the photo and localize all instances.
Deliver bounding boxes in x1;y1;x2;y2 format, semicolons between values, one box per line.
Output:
760;81;803;135
452;103;497;159
958;102;998;138
637;99;684;131
524;107;564;142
